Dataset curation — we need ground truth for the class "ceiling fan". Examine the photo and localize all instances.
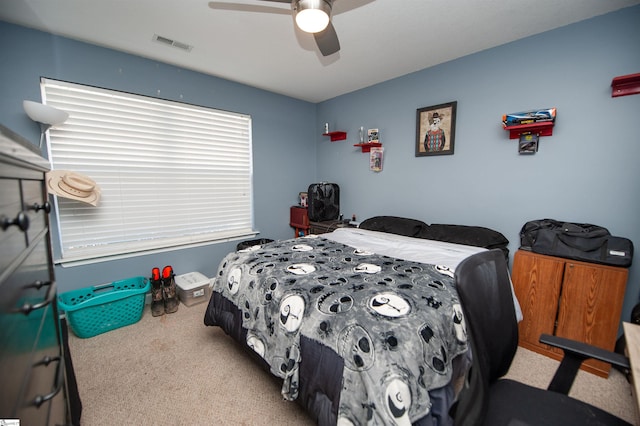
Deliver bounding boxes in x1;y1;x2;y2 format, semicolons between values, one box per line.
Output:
209;0;341;56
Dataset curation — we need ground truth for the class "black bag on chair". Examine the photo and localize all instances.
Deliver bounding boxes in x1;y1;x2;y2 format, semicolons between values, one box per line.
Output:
519;219;633;267
307;182;340;221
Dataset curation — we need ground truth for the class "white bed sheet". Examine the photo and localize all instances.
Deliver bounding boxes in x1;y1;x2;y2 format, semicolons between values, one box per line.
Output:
322;227;523;321
323;227;486;269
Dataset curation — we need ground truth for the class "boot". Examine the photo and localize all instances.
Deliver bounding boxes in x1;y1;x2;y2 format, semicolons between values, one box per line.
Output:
162;265;179;314
150;267;164;317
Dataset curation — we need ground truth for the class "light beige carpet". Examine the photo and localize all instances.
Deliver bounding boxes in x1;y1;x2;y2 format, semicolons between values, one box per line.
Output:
68;301;638;425
68;302;313;425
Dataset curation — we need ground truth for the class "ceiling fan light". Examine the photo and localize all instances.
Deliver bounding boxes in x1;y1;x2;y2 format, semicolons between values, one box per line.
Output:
295;0;331;34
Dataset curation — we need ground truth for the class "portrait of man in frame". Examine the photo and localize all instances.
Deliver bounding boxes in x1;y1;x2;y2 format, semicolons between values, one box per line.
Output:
416;101;457;157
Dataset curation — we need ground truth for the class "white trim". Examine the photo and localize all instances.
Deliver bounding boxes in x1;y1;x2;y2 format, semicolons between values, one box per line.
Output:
55;232;258;267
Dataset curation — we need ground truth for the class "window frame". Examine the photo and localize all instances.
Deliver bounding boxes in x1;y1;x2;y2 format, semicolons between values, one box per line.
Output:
41;78;255;264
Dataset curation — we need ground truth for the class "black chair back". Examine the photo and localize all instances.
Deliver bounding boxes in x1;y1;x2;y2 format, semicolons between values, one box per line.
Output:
452;249;519;426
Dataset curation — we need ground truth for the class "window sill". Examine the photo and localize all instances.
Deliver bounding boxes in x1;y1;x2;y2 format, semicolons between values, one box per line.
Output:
55;232;258;267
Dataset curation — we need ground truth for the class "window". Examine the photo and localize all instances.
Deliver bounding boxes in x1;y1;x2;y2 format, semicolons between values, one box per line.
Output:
42;78;254;263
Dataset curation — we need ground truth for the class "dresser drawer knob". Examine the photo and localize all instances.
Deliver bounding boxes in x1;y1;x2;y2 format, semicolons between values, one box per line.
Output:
30;201;51;214
31;355;64;408
1;211;30;232
17;281;56;315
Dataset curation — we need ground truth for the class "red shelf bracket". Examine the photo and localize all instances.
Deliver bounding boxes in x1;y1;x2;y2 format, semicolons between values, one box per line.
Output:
354;142;382;153
323;131;347;141
611;73;640;97
503;122;554;139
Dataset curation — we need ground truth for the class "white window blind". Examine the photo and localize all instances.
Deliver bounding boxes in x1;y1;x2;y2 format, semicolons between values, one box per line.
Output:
42;78;254;263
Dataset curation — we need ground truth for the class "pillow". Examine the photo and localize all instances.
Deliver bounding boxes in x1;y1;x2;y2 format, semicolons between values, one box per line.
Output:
418;224;510;255
359;216;428;238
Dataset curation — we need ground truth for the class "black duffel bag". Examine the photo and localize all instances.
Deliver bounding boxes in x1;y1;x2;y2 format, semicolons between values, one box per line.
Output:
520;219;633;267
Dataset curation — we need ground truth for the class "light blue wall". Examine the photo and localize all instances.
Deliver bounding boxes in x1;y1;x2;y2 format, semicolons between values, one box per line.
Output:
2;6;639;326
0;22;317;292
315;6;640;323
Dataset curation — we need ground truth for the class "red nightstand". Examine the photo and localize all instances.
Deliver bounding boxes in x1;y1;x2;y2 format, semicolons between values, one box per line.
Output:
290;206;310;238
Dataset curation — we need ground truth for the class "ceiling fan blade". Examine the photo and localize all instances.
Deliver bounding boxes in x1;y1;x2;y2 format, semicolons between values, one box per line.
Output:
208;1;290;14
331;0;374;15
313;21;340;56
259;0;292;3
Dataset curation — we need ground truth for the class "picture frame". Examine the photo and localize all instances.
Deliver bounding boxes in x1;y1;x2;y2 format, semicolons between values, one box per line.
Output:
368;128;379;143
299;192;308;207
415;101;457;157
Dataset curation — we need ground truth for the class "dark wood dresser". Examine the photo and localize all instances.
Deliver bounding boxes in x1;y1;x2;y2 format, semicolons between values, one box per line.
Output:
0;125;72;424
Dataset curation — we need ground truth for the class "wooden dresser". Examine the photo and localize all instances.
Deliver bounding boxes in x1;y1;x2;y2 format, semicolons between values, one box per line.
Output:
0;125;71;424
511;249;628;377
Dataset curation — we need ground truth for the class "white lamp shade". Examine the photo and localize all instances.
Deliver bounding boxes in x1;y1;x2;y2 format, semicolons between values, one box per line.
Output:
295;0;330;33
23;100;69;126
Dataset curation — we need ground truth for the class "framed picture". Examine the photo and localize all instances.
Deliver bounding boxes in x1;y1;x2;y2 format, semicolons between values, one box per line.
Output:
299;192;308;207
368;128;379;143
415;101;457;157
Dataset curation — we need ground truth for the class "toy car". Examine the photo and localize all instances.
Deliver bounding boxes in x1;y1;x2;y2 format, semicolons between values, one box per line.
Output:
503;108;556;126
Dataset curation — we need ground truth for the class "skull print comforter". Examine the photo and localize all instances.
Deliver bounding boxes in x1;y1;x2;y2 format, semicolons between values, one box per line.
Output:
204;233;469;425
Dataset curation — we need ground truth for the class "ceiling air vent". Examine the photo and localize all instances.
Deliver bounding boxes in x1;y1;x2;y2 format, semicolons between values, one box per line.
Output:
152;34;193;52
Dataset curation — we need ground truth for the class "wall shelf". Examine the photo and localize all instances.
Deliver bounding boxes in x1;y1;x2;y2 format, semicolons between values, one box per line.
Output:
354;142;382;153
323;131;347;141
503;122;554;139
611;72;640;97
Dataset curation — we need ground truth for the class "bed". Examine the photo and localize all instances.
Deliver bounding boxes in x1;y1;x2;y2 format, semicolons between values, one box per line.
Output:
203;216;512;425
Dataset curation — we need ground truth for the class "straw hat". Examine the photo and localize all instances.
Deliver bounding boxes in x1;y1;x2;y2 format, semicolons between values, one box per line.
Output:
47;170;101;206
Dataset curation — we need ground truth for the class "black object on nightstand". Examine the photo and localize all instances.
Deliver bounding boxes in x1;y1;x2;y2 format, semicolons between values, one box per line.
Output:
308;183;340;222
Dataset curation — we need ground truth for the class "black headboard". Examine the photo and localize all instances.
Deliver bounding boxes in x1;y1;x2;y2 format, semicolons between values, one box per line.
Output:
359;216;510;259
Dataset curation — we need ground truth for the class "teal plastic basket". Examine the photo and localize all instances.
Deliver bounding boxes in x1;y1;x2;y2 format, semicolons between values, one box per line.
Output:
58;276;150;338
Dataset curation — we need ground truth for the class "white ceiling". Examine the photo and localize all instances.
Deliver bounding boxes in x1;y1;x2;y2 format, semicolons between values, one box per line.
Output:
2;0;639;103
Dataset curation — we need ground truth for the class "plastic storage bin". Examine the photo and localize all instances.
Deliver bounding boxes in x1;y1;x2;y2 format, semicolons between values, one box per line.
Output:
175;272;212;307
58;276;150;338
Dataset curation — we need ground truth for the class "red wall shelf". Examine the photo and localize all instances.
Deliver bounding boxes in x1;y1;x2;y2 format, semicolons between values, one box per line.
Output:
503;122;554;139
323;131;347;141
354;142;382;153
611;73;640;97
